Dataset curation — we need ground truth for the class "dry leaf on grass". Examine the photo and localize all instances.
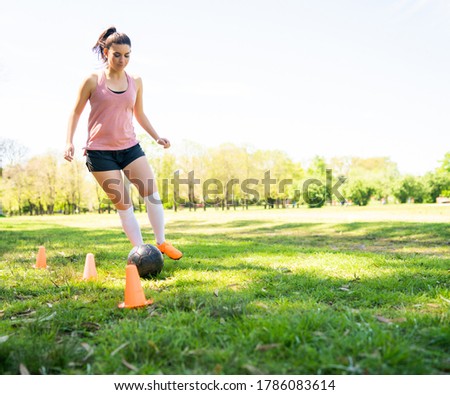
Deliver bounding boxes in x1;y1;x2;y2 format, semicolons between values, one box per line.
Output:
81;342;94;361
242;364;264;375
10;309;36;320
39;312;57;322
148;340;160;354
14;294;33;300
375;315;407;324
254;302;269;310
110;342;130;357
122;359;139;372
19;363;30;375
81;322;101;332
255;343;281;352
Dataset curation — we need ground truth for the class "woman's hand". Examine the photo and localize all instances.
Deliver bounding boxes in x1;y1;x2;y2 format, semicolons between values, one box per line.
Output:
64;143;75;162
156;137;171;149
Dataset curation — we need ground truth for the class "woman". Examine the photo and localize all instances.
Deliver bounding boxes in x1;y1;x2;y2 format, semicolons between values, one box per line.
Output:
64;26;182;260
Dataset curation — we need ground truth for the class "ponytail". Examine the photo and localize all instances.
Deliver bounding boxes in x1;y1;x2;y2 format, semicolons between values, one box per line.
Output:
92;26;131;62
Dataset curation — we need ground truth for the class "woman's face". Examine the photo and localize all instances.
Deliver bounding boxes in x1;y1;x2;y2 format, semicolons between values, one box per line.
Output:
104;44;131;71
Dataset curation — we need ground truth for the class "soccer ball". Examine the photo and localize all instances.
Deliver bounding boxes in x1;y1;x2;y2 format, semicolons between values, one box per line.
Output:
127;244;164;278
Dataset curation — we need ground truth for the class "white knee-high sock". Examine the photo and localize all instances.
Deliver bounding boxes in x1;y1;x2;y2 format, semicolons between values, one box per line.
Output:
144;192;165;245
117;206;144;246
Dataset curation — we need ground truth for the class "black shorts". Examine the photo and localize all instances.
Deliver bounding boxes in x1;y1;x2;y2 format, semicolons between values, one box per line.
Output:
85;144;146;172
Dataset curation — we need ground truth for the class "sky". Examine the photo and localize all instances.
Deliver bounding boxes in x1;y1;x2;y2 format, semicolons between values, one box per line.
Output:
0;0;449;175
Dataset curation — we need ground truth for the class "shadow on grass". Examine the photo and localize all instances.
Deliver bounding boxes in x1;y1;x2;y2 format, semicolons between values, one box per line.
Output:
1;219;448;300
0;218;449;374
229;220;450;242
1;264;448;374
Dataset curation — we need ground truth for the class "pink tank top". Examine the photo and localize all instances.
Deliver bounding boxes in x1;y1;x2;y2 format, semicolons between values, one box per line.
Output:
86;71;138;150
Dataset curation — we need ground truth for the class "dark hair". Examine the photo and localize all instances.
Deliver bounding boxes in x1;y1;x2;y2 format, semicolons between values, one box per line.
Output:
92;26;131;62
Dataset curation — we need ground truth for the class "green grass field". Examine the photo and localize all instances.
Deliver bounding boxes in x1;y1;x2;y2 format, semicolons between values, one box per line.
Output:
1;204;449;374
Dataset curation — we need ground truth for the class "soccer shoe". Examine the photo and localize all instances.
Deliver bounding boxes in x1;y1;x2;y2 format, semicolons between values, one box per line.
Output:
157;241;183;260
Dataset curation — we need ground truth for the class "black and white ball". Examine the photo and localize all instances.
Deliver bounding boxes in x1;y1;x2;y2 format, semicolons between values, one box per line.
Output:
127;244;164;278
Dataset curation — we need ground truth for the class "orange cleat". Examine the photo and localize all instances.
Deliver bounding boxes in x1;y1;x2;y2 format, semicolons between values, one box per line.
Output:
157;241;183;260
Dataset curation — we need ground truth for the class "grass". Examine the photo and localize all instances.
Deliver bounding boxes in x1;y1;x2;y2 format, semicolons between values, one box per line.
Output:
0;204;449;375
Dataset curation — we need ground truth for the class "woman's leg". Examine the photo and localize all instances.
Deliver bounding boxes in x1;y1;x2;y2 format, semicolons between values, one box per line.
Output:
91;170;143;246
123;157;164;244
124;157;182;259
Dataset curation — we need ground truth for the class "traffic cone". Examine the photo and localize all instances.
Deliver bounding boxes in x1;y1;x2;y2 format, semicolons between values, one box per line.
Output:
33;246;47;269
83;253;98;281
118;265;153;309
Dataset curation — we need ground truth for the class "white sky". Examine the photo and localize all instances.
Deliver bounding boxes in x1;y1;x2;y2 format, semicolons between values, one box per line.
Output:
0;0;449;175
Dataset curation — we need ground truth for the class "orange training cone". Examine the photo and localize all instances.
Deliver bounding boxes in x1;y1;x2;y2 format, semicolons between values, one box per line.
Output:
33;246;47;269
83;253;98;281
118;265;153;309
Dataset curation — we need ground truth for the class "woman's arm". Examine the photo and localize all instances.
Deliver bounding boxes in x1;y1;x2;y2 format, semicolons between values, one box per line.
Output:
64;74;97;162
133;77;170;149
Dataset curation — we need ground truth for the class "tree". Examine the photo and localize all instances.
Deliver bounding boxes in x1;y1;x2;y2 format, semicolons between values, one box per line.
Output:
58;159;90;214
155;151;177;209
304;156;332;204
423;171;450;203
0;139;29;215
253;148;304;205
344;179;376;206
392;175;426;203
439;152;450;173
303;182;326;208
175;140;208;208
20;155;60;215
0;138;28;167
2;163;27;215
346;157;399;201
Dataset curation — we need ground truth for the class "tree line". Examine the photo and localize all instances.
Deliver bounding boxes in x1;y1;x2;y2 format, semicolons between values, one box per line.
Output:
1;137;449;216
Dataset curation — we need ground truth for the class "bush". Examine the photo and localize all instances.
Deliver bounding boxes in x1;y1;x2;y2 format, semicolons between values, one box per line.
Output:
422;172;450;202
393;175;426;203
345;180;375;206
303;182;326;208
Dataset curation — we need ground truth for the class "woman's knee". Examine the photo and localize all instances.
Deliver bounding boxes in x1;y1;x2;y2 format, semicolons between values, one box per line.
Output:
141;184;159;199
123;160;157;197
115;202;133;211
